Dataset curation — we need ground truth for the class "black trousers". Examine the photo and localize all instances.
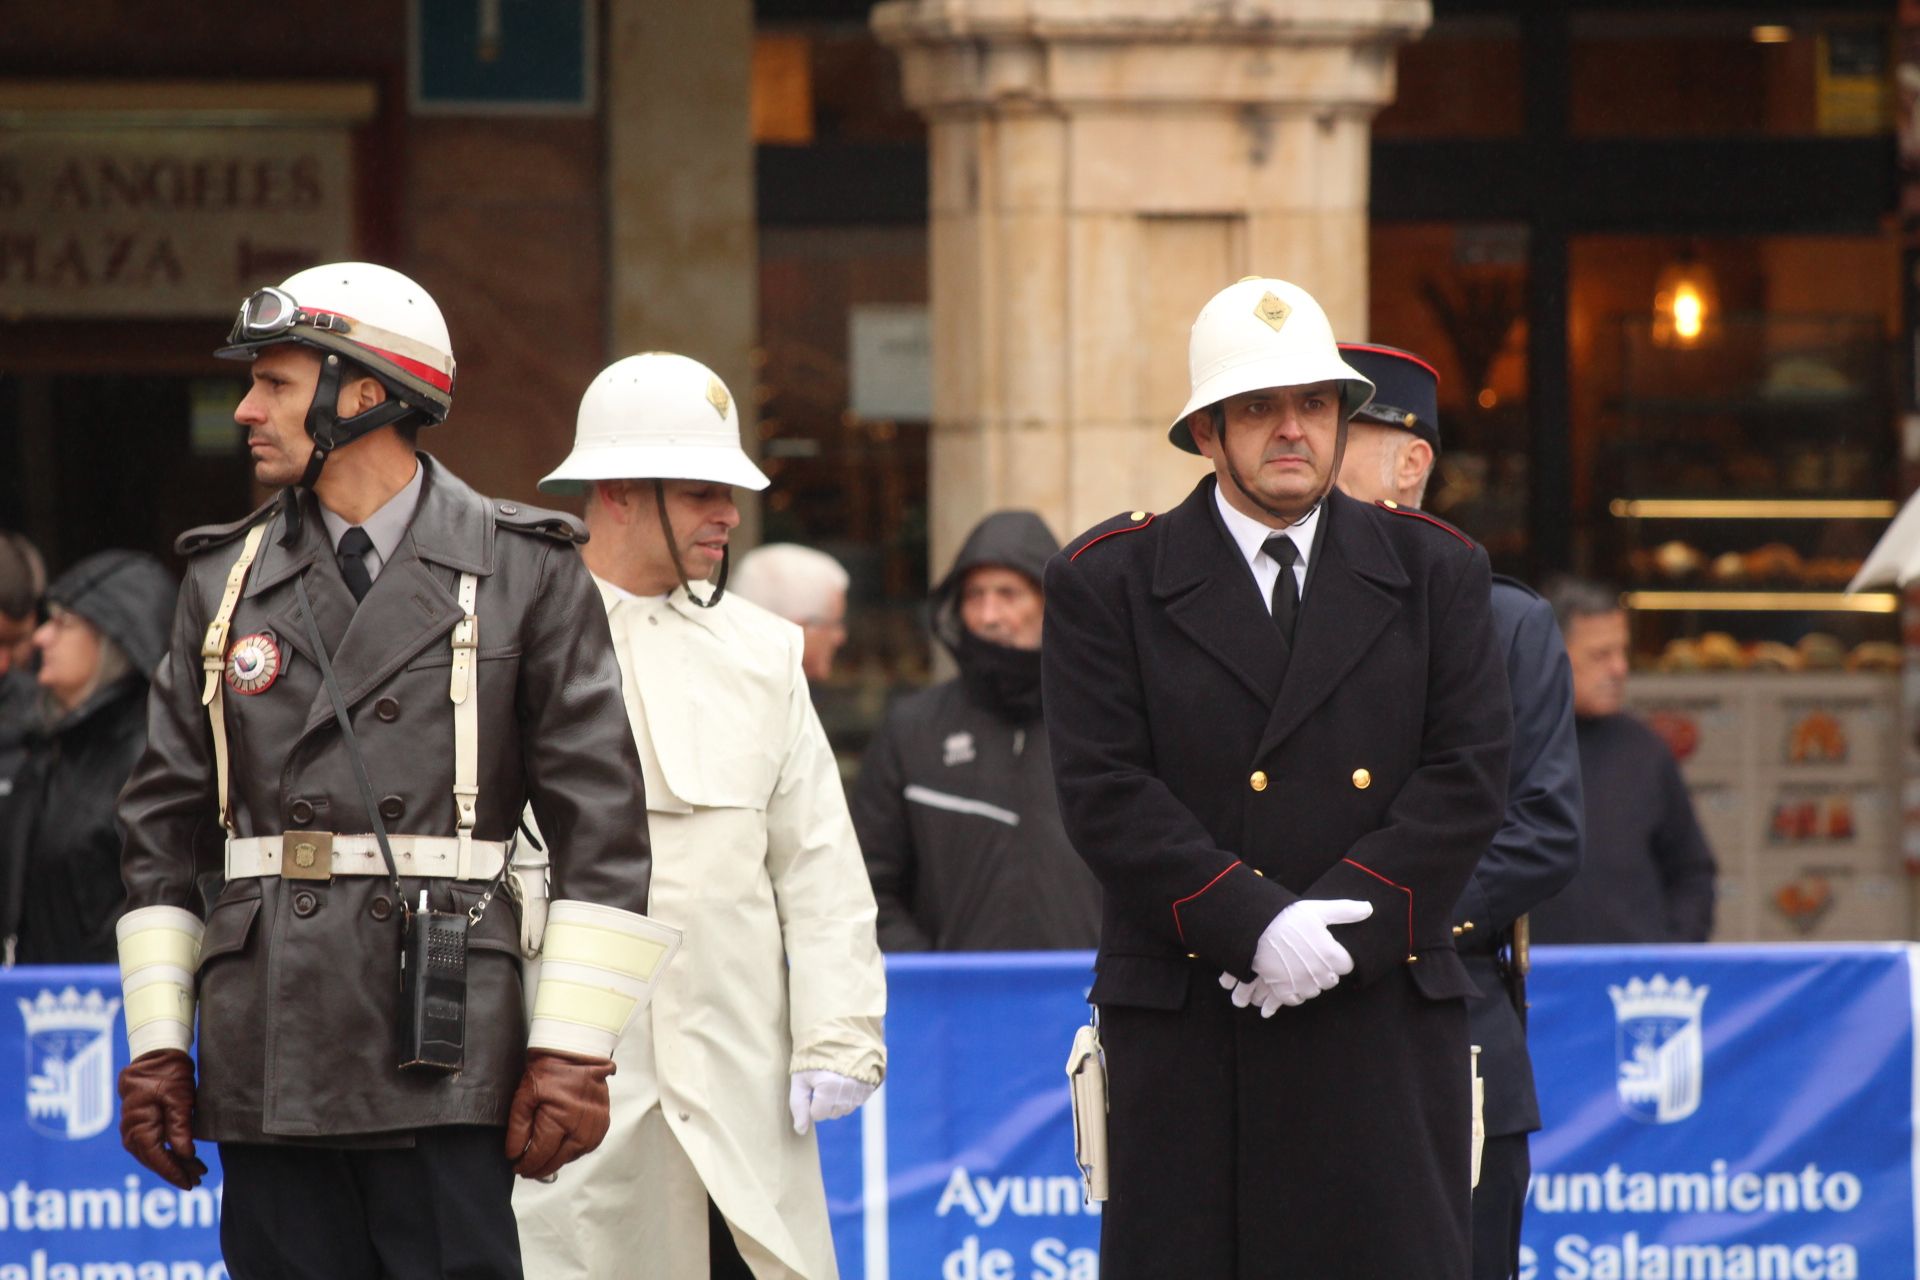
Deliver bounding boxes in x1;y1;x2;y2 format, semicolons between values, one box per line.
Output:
219;1126;520;1280
708;1197;754;1280
1471;1132;1532;1280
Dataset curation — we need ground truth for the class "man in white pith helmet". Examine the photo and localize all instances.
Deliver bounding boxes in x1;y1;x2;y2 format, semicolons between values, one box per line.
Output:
114;263;659;1277
1042;277;1512;1278
513;352;886;1280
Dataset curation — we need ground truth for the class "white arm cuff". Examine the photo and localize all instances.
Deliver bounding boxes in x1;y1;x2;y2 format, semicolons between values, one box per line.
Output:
116;906;204;1058
527;900;681;1059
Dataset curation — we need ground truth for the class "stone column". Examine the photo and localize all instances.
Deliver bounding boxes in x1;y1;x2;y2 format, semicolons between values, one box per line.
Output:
874;0;1429;565
604;0;760;536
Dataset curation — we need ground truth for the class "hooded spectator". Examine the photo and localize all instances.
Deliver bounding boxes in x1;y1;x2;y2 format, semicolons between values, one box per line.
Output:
1;550;175;965
852;510;1102;950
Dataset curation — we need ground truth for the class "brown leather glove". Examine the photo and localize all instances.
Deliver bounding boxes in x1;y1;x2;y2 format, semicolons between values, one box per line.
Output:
118;1049;207;1190
505;1049;616;1180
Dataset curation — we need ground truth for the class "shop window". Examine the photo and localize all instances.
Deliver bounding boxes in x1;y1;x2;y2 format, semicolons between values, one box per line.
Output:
1368;221;1531;571
1568;231;1900;666
1569;11;1893;138
752;22;923;147
1375;18;1524;139
0;372;251;575
757;224;929;761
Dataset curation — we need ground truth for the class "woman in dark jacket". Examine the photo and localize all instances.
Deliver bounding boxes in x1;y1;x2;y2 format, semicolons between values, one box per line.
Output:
0;550;175;965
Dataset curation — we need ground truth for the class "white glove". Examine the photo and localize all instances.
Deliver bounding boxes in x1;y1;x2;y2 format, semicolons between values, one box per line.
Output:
1247;898;1374;1009
1219;970;1284;1017
788;1070;877;1136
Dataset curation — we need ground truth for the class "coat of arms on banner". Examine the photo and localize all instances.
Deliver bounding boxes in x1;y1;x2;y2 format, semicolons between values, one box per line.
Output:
18;986;121;1140
1608;975;1709;1125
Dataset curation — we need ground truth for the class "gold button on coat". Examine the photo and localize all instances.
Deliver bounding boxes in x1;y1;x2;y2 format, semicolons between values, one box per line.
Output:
1250;771;1269;792
1352;768;1372;789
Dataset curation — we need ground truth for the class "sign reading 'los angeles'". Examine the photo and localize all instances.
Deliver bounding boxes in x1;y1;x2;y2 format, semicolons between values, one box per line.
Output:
0;128;352;319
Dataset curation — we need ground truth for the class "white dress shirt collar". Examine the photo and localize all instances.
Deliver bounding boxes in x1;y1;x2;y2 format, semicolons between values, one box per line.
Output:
1213;481;1318;610
319;458;424;582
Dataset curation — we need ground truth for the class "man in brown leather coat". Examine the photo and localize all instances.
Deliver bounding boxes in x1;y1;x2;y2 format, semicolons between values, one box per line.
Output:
113;263;663;1280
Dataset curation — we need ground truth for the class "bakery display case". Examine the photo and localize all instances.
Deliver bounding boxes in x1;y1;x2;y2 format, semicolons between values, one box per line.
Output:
1604;313;1908;940
1605;314;1897;676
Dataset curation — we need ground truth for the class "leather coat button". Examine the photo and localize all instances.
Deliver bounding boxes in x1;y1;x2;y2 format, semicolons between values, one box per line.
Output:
375;697;401;722
289;799;315;825
369;895;393;922
292;891;319;918
379;795;405;821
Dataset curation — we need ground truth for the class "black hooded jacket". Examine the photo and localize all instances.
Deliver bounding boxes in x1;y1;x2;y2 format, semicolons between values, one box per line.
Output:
851;511;1103;950
1;551;175;965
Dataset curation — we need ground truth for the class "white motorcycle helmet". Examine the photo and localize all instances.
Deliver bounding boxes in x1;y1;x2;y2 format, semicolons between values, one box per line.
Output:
215;262;457;541
217;261;456;426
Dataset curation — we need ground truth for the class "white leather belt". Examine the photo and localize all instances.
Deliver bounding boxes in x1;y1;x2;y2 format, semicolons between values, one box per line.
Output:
226;834;509;881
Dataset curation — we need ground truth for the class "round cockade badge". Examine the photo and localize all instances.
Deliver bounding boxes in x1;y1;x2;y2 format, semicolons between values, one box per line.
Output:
225;632;282;695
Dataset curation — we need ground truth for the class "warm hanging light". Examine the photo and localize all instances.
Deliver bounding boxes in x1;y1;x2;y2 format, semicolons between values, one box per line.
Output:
1653;252;1718;348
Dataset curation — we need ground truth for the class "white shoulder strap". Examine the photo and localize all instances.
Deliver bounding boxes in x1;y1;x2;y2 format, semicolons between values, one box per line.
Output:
450;572;480;865
201;522;268;835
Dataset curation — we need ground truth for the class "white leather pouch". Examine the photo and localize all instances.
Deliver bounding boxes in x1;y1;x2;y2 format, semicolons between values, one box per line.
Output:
1471;1043;1486;1189
1066;1020;1110;1203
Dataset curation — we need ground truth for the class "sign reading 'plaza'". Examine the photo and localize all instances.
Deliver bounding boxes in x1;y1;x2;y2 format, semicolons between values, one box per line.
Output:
0;128;352;318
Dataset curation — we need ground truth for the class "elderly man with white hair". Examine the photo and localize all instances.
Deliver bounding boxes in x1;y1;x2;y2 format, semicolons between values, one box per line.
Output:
731;543;851;683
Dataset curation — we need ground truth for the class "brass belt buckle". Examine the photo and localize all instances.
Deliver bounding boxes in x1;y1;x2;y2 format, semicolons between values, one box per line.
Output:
282;830;334;881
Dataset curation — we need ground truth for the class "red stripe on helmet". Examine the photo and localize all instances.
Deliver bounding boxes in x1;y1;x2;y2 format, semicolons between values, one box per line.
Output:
367;347;455;395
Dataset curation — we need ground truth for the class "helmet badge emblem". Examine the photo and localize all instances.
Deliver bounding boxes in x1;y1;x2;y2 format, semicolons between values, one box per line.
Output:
1254;292;1292;333
225;632;283;695
706;375;731;419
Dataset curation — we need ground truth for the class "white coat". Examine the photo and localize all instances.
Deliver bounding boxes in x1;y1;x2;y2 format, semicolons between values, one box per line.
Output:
515;581;887;1279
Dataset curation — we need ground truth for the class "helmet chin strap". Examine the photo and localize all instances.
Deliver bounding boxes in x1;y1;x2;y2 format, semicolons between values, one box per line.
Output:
1217;411;1350;530
653;480;728;609
277;352;419;548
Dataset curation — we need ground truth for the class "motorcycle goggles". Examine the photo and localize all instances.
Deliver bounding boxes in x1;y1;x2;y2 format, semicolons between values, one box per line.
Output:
225;286;353;346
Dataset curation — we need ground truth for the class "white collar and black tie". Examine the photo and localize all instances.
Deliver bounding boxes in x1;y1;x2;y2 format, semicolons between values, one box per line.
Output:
320;461;425;603
1213;482;1317;625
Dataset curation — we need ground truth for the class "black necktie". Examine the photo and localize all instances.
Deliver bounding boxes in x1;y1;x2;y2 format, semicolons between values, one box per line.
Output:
1263;534;1299;641
337;526;374;604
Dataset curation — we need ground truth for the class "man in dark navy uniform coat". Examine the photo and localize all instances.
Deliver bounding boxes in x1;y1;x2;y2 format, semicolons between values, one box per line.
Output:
1043;278;1512;1279
1338;342;1584;1280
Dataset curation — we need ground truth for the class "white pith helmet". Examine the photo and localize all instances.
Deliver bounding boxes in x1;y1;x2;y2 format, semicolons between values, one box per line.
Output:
216;262;456;421
1168;277;1375;454
540;352;770;494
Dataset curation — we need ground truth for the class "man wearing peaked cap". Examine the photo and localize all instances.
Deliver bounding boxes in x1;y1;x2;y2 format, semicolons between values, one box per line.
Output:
514;352;886;1280
1338;341;1584;1280
1042;278;1513;1278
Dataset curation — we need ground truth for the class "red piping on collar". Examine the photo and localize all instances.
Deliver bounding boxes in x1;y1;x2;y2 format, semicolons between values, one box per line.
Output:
1376;503;1474;550
1070;513;1157;562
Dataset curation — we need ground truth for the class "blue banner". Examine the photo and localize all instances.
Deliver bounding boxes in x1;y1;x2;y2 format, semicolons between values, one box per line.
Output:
3;948;1913;1278
1518;945;1913;1280
2;965;228;1280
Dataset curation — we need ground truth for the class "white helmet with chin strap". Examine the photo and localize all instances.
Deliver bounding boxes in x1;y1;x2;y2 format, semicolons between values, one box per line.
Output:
1170;276;1376;525
541;352;769;607
216;262;457;544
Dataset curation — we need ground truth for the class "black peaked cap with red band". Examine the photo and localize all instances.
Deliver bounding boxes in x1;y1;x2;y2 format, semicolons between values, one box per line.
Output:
1338;343;1439;450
